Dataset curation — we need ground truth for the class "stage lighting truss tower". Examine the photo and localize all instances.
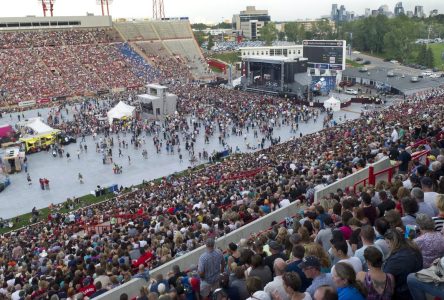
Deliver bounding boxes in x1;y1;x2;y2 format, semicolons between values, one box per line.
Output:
153;0;165;20
96;0;113;16
39;0;55;17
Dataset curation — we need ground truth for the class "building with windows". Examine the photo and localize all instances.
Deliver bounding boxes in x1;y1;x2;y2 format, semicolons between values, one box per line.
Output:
394;2;405;16
414;6;424;18
232;6;270;40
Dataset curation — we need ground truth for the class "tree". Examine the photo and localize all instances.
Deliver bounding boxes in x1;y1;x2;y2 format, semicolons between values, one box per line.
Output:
260;22;278;45
284;22;305;42
193;30;205;47
426;47;435;68
417;44;428;65
207;34;214;50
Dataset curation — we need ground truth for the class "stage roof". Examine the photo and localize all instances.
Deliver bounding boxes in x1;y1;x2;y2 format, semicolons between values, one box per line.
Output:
242;55;306;64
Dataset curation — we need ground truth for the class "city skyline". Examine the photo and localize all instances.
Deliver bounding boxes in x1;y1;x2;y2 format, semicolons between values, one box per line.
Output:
0;0;443;23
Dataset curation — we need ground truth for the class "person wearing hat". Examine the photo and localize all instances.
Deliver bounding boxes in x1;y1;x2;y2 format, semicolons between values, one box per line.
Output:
264;240;288;277
198;238;225;299
299;256;334;299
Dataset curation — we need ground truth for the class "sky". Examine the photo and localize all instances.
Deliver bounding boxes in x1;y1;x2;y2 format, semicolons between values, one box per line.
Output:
1;0;443;23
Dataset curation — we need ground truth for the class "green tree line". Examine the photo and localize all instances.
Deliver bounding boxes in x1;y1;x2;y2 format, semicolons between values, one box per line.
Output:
260;15;444;67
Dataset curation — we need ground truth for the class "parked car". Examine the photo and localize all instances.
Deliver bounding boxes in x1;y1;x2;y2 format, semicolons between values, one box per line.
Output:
58;133;77;145
390;60;399;64
410;76;419;82
421;70;433;76
362;60;371;65
345;88;358;95
355;57;363;61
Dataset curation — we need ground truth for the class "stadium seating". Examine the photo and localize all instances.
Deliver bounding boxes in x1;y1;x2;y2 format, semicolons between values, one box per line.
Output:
136;41;171;58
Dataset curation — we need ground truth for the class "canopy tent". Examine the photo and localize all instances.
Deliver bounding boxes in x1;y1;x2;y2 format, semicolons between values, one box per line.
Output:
0;124;13;138
17;118;59;137
107;101;136;124
323;96;341;112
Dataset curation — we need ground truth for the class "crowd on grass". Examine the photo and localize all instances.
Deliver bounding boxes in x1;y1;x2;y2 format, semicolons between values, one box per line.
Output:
0;87;443;299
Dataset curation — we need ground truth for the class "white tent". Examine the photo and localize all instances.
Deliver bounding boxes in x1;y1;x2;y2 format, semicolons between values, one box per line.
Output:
107;101;136;124
323;96;341;112
17;117;58;136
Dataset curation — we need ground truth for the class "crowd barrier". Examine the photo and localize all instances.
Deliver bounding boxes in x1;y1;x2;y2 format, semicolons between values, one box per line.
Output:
95;278;147;300
314;157;391;202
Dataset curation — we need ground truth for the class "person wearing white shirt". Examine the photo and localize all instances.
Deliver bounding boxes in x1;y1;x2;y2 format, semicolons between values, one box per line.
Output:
353;225;384;271
264;258;289;300
331;240;362;274
421;177;439;216
391;127;399;143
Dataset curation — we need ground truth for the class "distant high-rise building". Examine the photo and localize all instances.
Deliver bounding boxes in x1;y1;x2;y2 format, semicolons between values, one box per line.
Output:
371;10;379;16
346;11;355;21
331;4;338;21
430;9;439;17
394;2;405;16
414;6;424;18
232;6;270;40
406;10;414;18
365;8;371;17
338;5;346;21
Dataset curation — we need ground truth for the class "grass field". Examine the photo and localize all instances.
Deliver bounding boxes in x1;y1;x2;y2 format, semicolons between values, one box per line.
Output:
429;43;444;70
210;51;241;65
346;59;362;68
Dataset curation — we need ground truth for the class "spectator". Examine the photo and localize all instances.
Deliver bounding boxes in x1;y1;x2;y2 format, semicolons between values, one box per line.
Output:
264;258;289;300
332;262;366;300
90;281;108;298
383;229;423;300
401;197;419;226
264;241;288;276
356;246;395;300
299;256;334;299
397;145;411;174
374;218;390;259
411;187;436;218
246;276;271;300
229;266;249;300
314;215;334;253
354;225;384;270
331;240;362;274
198;238;225;299
432;194;444;231
414;213;444;268
313;285;338;300
407;262;444;300
281;272;312;300
421;177;439;215
286;245;312;292
360;192;378;226
376;191;396;218
248;254;273;288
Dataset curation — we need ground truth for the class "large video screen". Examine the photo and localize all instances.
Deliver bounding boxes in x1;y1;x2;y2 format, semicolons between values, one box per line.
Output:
303;40;345;70
311;76;336;95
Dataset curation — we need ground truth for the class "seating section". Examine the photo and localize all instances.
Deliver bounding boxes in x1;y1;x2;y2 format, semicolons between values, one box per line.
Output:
151;21;193;40
136;41;170;58
134;22;159;40
163;39;208;75
114;22;143;41
0;27;165;103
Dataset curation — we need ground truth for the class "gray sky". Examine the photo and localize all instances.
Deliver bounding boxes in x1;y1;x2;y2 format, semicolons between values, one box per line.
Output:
1;0;443;23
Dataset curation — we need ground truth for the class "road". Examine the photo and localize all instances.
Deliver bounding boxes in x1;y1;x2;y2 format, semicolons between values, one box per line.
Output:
349;52;423;76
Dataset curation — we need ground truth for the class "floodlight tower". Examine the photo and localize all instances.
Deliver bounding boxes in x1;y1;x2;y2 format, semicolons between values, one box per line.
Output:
96;0;113;16
39;0;56;17
153;0;165;20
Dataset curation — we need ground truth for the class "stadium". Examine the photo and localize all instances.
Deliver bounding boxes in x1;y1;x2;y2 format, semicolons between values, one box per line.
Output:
0;2;444;300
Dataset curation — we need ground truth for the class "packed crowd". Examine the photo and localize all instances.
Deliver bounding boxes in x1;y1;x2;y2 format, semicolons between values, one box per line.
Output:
0;86;443;299
0;28;164;105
